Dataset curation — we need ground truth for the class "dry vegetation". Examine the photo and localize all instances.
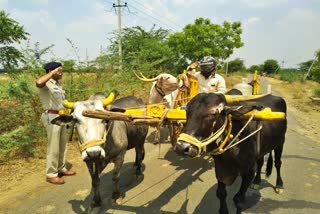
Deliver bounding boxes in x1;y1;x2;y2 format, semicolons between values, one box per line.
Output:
267;77;320;144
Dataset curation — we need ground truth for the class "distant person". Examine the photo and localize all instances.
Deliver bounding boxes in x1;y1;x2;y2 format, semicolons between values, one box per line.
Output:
36;62;76;185
187;56;227;94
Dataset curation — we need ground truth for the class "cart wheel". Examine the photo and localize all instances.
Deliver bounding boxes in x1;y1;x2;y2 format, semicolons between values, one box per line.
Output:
168;121;183;148
169;123;177;148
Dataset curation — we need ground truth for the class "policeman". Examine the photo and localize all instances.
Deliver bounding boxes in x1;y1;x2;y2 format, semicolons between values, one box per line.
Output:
36;62;76;185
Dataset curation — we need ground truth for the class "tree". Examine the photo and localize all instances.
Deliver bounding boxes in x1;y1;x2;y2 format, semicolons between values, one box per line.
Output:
108;25;176;74
168;17;244;65
21;41;55;73
226;58;246;73
298;60;313;72
248;64;263;73
263;59;279;74
0;10;29;68
309;49;320;82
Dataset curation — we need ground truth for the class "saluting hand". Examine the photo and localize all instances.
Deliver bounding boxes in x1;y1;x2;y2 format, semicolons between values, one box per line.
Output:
50;66;63;79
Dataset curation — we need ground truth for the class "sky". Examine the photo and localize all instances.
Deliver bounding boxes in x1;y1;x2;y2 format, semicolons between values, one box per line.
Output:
1;0;320;68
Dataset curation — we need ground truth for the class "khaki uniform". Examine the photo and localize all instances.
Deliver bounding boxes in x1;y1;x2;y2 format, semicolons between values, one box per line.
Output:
39;79;67;178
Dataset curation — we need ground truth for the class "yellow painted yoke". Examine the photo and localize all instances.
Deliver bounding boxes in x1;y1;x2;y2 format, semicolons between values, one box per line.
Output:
124;104;285;121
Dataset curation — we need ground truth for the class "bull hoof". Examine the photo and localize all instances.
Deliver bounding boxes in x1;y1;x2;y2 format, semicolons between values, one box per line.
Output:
115;196;123;205
275;187;284;194
250;183;260;190
136;174;144;183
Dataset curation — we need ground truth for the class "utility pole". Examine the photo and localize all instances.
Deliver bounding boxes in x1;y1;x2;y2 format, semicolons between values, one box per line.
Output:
304;54;318;80
113;1;127;70
225;61;228;75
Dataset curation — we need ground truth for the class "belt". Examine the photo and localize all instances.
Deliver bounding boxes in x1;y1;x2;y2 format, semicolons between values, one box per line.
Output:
47;110;60;114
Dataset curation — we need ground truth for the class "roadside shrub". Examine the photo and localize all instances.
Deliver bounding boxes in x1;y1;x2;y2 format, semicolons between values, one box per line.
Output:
0;73;45;160
278;69;304;83
0;122;45;161
310;65;320;82
312;87;320;97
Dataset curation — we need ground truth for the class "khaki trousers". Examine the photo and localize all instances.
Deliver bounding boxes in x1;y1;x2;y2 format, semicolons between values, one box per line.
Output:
46;122;67;178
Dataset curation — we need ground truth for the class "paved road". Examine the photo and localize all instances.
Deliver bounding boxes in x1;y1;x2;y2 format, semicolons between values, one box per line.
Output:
0;83;320;214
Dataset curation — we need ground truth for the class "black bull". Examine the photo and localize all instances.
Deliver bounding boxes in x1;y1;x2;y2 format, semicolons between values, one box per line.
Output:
174;92;287;214
52;96;148;209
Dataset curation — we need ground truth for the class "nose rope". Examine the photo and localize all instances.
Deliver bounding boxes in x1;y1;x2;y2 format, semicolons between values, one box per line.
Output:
78;128;108;152
177;116;228;154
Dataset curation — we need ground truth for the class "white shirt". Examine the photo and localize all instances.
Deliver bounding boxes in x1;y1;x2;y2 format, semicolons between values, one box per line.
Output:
194;72;227;94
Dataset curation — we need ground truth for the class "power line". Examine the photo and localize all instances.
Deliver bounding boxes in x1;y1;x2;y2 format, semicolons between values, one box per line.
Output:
128;0;183;29
105;0;180;31
127;4;179;31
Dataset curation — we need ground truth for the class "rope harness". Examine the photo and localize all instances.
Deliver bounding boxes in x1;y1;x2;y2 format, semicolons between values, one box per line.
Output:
177;110;262;156
77;127;108;153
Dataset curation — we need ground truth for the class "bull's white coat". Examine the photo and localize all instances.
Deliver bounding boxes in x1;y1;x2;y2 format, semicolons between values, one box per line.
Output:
148;73;184;108
73;100;106;160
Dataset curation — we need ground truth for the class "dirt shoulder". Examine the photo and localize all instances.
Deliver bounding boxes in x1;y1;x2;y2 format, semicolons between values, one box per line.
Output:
0;77;319;205
267;77;320;145
0;142;85;204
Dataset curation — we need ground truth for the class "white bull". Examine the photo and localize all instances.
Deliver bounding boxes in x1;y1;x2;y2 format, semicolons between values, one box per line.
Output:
135;72;188;108
134;72;190;146
51;93;149;210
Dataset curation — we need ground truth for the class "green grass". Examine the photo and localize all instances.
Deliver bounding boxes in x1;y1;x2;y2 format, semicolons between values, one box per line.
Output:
278;69;304;83
0;74;10;99
313;87;320;97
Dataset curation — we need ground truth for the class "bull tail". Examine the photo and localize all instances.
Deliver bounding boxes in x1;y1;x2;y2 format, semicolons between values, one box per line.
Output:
266;152;273;177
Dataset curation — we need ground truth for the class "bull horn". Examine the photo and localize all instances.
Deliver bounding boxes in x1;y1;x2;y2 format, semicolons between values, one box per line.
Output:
102;91;117;106
134;71;158;82
63;100;75;109
224;94;270;103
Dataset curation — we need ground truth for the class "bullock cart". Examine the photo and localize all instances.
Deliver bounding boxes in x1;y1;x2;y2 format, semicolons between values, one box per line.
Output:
59;71;282;149
132;67;263;146
59;70;283;148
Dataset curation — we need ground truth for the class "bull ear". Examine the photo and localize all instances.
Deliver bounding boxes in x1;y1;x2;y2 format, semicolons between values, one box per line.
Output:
51;115;74;126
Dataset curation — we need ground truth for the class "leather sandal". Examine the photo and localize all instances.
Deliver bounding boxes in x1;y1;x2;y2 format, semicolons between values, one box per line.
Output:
46;176;65;185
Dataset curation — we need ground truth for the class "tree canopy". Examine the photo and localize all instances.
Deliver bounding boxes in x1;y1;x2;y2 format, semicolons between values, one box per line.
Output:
226;58;246;73
263;59;279;74
0;10;29;68
248;64;263;73
108;25;175;75
168;18;244;63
